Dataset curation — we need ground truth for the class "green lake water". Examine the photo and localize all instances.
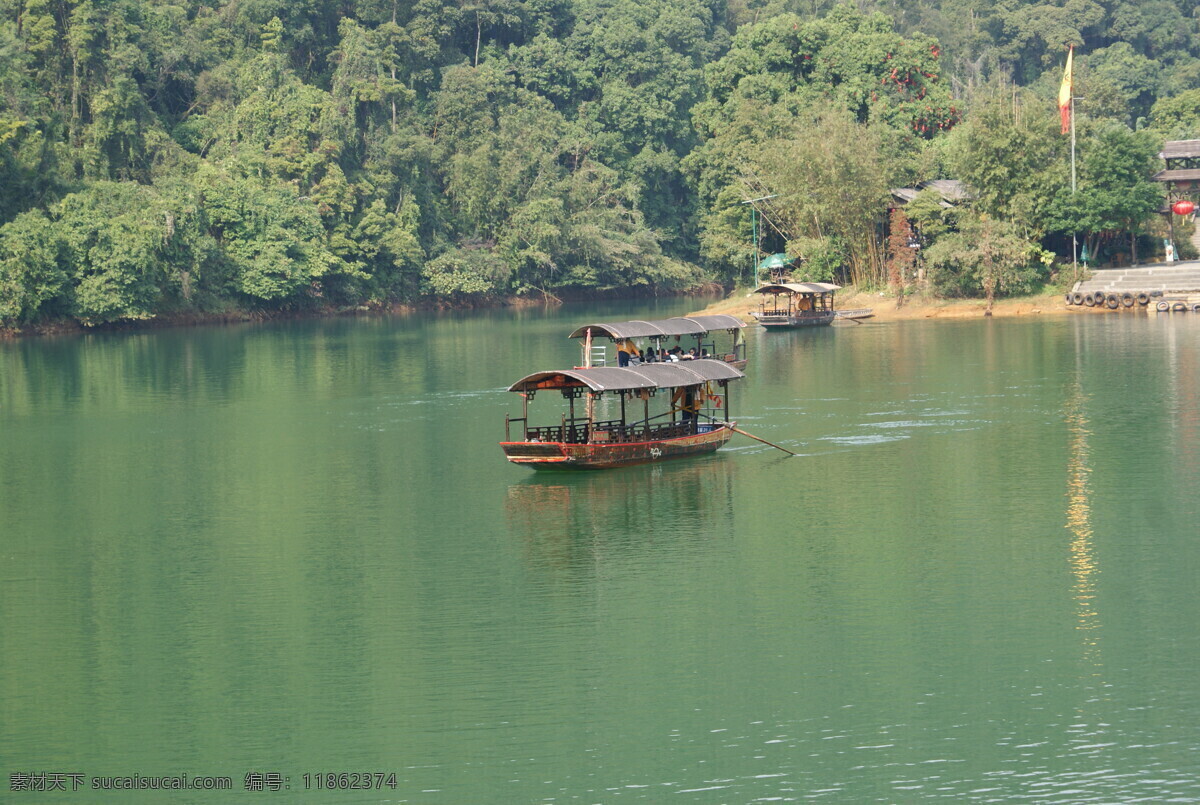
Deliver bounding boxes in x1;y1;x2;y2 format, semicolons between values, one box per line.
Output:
2;300;1199;803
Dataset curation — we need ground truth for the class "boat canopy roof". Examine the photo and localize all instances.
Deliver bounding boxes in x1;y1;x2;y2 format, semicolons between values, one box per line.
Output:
508;359;745;393
753;282;841;295
567;314;745;340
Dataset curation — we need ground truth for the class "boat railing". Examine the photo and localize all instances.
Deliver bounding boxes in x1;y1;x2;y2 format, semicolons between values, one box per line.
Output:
505;414;526;441
524;423;588;443
591;420;696;443
521;419;705;444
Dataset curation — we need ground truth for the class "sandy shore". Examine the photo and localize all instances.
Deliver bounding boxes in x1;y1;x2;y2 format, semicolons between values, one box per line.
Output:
691;288;1075;322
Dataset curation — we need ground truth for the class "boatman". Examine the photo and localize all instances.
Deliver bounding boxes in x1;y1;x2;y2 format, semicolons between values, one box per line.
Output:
617;338;641;366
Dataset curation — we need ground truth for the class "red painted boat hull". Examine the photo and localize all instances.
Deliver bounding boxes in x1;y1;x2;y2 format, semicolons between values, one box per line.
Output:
500;424;735;470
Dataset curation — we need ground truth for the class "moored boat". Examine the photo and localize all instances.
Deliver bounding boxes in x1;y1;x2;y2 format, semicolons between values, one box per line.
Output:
501;359;745;470
750;282;841;328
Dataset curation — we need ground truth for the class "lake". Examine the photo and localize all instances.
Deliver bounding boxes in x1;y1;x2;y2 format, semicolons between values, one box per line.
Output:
2;300;1198;803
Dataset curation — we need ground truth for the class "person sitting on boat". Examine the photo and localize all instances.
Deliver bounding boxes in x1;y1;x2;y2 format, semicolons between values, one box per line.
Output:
685;347;698;360
668;347;682;362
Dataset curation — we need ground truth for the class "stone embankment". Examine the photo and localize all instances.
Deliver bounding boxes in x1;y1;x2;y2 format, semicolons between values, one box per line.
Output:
1066;261;1200;313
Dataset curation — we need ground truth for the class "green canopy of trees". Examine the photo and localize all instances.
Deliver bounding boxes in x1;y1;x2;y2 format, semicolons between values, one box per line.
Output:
1;0;1194;326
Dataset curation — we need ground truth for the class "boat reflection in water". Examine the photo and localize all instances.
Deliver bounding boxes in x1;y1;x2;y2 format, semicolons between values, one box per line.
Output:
505;457;739;573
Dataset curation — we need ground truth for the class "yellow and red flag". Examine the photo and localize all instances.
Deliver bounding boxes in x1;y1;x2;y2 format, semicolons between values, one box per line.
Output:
1059;45;1074;134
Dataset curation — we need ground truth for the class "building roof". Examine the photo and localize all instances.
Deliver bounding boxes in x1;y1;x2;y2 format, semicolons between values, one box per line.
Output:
1153;168;1200;183
1159;140;1200;160
508;359;746;393
567;315;745;340
753;282;840;295
890;179;971;208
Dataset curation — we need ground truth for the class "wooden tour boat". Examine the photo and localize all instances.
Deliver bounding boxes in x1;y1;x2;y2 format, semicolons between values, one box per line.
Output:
567;315;748;369
501;359;746;470
750;282;841;328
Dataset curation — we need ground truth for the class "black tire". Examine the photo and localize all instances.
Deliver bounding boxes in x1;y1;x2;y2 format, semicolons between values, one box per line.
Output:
1083;293;1096;306
1157;301;1170;312
1072;292;1084;305
1105;294;1120;309
1151;290;1164;297
1064;293;1073;305
1172;302;1187;312
1193;304;1200;313
1136;293;1150;306
1121;293;1135;307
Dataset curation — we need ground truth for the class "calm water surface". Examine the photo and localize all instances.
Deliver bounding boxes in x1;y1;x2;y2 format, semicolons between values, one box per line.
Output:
2;301;1199;803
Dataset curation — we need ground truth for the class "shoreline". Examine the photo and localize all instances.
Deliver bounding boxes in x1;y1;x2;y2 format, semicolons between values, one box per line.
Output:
691;288;1075;322
2;286;1081;341
0;295;563;340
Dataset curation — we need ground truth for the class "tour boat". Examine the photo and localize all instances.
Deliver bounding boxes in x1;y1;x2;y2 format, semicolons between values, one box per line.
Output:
750;282;841;328
567;314;748;369
501;359;745;470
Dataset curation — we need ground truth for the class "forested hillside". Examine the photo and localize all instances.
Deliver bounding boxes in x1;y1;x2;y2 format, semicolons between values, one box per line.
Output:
1;0;1197;326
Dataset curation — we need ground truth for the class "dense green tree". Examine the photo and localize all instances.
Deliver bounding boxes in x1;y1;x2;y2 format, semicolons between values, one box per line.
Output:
1148;88;1200;138
923;214;1044;308
0;209;69;323
198;170;356;303
1044;124;1163;264
1081;43;1162;126
3;0;1200;329
54;182;175;323
947;86;1065;237
687;6;957;286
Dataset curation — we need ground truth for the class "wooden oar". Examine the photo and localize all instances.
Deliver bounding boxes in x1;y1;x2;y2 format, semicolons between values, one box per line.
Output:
729;424;798;456
700;412;798;457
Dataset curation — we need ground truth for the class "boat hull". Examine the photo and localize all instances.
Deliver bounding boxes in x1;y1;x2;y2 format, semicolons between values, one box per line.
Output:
501;424;735;470
753;312;836;328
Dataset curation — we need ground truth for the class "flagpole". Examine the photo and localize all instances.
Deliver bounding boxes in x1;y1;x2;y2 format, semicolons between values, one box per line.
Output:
1059;43;1077;280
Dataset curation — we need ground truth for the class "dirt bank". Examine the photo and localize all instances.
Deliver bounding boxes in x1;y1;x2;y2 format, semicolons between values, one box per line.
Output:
691;288;1076;322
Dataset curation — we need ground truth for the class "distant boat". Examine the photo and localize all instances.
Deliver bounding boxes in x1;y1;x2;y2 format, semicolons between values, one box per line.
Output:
500;359;746;470
750;282;842;328
567;315;748;369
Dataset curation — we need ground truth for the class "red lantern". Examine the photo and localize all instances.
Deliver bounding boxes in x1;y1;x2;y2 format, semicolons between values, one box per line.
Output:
1172;200;1195;215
